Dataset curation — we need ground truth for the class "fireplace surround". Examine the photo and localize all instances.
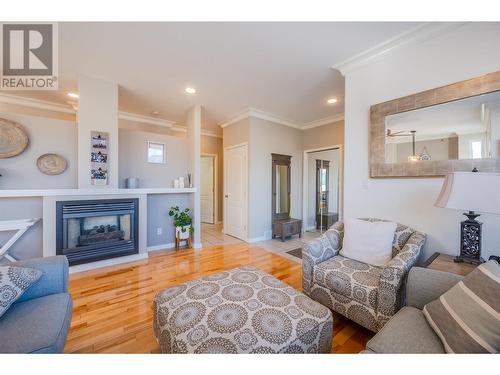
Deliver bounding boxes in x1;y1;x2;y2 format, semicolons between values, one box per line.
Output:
56;198;139;265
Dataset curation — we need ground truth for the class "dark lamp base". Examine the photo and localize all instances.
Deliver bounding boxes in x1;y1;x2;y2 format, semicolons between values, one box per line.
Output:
454;255;484;266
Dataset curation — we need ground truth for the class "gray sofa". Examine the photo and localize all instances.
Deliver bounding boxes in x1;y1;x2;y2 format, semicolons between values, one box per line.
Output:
0;256;73;353
362;266;463;353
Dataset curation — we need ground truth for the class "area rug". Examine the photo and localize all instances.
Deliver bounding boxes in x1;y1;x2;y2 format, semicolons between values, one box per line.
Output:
286;247;302;259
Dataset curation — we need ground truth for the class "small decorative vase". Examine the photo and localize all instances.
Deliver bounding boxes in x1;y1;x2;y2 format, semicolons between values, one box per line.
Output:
176;225;191;240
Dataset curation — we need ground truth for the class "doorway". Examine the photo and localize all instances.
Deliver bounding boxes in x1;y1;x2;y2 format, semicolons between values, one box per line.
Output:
223;143;248;240
302;145;342;234
201;154;217;224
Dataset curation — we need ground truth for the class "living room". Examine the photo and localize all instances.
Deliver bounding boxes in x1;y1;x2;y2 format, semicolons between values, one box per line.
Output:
0;1;499;374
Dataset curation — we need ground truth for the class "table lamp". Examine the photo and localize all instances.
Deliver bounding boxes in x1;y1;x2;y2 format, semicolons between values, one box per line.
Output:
435;171;500;265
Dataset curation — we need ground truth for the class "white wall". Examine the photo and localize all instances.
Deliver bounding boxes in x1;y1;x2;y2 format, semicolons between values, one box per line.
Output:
78;75;119;188
186;105;202;246
344;23;500;261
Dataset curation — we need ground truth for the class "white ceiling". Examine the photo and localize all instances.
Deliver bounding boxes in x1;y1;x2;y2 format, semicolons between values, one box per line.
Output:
13;22;422;131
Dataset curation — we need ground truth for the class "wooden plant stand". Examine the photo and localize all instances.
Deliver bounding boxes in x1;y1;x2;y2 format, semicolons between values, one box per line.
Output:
175;235;192;250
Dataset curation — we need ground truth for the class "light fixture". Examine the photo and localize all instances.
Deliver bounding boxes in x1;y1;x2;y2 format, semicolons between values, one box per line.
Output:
185;87;196;95
152;111;160;116
327;98;338;104
67;92;79;99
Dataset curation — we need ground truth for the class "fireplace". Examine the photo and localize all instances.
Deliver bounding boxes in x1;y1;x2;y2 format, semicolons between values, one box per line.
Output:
56;198;139;266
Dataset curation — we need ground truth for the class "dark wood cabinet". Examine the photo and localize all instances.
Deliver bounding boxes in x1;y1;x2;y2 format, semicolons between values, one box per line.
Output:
272;218;302;242
271;154;302;241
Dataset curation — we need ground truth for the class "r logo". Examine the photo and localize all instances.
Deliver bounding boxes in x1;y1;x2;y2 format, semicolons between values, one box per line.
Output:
1;23;58;90
2;24;53;76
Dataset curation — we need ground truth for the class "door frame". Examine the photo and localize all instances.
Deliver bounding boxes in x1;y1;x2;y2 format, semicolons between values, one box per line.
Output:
302;144;343;232
223;142;248;240
201;153;218;225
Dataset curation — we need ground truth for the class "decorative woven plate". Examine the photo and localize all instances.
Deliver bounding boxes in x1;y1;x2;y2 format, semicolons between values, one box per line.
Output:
0;118;29;158
36;153;68;175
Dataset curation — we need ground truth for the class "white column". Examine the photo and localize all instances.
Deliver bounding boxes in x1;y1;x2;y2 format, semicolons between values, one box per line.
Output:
186;105;202;247
77;75;119;188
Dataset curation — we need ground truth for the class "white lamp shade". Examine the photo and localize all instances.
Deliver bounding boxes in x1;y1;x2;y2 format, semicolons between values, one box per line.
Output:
435;172;500;214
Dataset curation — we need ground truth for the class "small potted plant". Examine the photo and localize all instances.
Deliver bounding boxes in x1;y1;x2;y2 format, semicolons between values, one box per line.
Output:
168;206;193;241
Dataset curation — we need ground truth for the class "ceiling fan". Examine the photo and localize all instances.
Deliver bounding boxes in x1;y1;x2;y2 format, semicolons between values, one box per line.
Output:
386;129;419;161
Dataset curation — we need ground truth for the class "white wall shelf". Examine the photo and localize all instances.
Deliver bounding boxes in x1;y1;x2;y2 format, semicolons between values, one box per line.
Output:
0;188;196;198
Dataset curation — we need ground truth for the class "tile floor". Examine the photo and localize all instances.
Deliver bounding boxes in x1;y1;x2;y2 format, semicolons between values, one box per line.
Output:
201;223;323;263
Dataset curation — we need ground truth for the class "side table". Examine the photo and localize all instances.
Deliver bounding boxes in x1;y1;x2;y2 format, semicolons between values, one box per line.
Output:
421;252;478;276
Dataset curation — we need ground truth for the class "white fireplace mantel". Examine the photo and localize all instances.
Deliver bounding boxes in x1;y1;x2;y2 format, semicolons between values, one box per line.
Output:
0;187;196;198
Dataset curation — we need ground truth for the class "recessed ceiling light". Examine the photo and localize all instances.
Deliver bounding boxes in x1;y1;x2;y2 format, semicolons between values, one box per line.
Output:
67;92;79;99
185;87;196;95
327;98;338;104
152;111;160;116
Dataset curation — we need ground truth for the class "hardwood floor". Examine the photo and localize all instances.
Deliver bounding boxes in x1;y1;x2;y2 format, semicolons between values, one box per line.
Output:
66;243;373;353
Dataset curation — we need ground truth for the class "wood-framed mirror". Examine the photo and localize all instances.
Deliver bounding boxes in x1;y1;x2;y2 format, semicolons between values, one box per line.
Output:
272;153;291;221
370;70;500;178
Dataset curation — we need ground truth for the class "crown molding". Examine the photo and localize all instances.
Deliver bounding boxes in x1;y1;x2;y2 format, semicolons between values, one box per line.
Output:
118;111;175;128
0;93;76;114
171;125;222;139
332;22;468;76
302;113;344;130
219;107;344;131
219;108;303;129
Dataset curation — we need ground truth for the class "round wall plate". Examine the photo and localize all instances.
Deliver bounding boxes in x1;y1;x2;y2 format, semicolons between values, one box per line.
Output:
0;118;29;158
37;153;68;175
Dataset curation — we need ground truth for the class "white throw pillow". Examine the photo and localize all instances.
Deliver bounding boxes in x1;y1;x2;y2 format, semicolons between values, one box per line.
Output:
340;219;397;267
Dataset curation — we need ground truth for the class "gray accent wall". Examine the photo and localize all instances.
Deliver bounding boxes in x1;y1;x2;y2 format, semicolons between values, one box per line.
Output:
248;117;303;240
303;120;344;150
147;194;192;247
0;112;78;189
118;128;189;188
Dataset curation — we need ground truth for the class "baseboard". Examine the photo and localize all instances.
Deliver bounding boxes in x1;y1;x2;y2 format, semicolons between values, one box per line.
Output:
69;253;149;274
146;243;175;252
193;242;203;249
246;236;266;243
247;231;272;243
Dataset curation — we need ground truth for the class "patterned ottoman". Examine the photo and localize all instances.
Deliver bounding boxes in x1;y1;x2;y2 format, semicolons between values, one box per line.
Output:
153;266;333;353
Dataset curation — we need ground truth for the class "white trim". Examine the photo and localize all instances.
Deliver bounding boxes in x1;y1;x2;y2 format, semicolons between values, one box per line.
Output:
146;243;175;252
69;253;148;274
171;125;223;139
193;242;203;249
302;114;345;129
219;108;303;129
332;22;468;75
0;93;225;137
0;93;76;114
219;107;344;132
119;111;175;128
0;188;196;198
302;144;343;233
201;153;218;225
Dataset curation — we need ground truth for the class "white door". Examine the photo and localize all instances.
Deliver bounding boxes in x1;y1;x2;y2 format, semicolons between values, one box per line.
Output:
200;156;215;224
224;144;247;240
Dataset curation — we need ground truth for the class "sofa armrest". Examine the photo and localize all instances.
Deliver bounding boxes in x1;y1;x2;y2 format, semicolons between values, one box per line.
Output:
406;267;463;309
377;231;426;320
302;223;343;295
14;255;69;303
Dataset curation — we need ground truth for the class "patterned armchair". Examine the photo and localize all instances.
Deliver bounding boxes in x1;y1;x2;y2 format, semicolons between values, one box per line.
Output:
302;219;426;332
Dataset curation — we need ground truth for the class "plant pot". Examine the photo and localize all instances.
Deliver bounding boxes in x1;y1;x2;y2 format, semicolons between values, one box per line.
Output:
176;225;191;240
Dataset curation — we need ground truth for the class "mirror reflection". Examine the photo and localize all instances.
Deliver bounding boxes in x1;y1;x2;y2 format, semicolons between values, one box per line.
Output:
385;90;500;163
275;164;289;214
